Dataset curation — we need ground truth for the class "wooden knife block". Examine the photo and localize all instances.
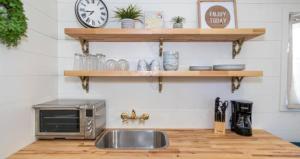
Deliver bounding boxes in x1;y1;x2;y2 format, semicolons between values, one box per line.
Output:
214;122;226;135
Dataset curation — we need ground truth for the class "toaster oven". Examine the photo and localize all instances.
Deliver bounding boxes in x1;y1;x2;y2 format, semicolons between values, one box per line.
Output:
33;99;106;139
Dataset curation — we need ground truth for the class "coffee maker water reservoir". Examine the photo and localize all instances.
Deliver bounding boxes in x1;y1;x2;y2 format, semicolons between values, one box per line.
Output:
231;100;253;136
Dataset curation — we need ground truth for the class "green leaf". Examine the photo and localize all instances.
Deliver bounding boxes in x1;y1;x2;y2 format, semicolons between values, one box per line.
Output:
114;4;142;21
0;0;27;47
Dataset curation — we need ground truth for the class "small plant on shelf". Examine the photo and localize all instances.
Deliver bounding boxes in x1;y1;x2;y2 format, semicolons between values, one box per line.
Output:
114;4;142;29
171;16;185;28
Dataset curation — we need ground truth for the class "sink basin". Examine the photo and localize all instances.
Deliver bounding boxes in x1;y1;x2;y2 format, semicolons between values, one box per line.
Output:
96;130;168;149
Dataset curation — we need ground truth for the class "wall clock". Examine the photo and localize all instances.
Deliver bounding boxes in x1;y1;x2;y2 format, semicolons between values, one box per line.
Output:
75;0;109;28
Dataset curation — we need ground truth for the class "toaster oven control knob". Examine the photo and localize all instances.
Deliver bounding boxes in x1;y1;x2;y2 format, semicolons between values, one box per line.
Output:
86;128;93;137
87;125;93;130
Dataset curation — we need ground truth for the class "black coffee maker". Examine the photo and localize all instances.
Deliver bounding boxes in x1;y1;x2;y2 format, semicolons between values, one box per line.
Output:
231;100;253;136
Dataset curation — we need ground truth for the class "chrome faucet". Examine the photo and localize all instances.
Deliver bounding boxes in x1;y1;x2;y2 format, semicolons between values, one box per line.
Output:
121;109;150;122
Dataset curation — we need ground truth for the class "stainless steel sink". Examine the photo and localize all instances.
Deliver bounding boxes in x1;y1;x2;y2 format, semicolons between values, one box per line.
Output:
96;130;168;149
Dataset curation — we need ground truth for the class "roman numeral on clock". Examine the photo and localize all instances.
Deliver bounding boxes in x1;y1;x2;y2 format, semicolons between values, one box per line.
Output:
80;2;86;7
81;13;86;18
86;17;90;23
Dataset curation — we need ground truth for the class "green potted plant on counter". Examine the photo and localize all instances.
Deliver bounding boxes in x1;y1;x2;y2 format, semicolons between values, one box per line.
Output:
172;16;185;28
114;4;142;29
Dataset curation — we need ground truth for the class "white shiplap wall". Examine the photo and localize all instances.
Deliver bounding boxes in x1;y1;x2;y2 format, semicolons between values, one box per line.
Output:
0;0;58;158
57;0;300;141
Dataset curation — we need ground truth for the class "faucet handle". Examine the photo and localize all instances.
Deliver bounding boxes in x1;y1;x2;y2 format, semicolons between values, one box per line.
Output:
140;113;150;121
121;112;129;122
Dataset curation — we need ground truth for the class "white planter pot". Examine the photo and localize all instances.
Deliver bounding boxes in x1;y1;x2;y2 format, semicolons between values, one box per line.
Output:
121;19;136;29
173;23;183;28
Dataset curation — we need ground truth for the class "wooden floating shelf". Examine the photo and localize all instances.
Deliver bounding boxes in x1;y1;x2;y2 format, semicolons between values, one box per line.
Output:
64;28;266;42
64;28;266;93
64;70;263;93
64;70;263;77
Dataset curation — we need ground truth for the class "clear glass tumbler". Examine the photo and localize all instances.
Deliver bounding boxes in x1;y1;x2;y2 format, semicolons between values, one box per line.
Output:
73;53;81;70
92;55;98;70
81;55;88;70
96;54;106;71
118;59;130;71
86;55;97;71
150;59;161;71
137;59;149;71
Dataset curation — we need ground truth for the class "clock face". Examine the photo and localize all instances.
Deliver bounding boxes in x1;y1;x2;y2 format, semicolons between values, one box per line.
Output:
75;0;109;28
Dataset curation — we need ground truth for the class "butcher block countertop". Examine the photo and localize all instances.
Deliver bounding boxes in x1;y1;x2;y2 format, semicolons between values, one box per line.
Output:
9;129;300;159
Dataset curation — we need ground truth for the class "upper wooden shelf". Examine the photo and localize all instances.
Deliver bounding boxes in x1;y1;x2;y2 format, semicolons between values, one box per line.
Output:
64;70;263;77
64;28;266;42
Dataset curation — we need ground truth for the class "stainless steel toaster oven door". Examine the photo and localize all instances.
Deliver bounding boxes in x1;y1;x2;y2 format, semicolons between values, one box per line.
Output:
36;108;84;137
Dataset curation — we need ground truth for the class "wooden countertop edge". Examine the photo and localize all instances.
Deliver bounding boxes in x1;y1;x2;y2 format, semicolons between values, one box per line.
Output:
8;129;300;159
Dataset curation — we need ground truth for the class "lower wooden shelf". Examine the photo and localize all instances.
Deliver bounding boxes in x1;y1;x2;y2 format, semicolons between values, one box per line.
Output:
64;70;263;93
64;70;263;77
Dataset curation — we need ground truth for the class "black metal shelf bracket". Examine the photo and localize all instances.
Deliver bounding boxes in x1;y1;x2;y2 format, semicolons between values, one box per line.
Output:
232;39;244;59
159;38;164;57
231;77;244;93
80;76;89;93
158;38;163;93
79;39;90;93
80;39;89;55
158;77;163;93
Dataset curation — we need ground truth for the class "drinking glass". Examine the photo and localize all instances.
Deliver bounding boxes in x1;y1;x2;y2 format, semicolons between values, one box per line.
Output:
150;59;161;71
105;59;119;71
118;59;130;71
81;55;88;70
96;54;106;71
73;53;82;70
87;55;97;70
137;59;149;71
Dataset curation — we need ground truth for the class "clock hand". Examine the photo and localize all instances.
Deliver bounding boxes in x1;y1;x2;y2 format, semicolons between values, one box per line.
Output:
84;10;95;15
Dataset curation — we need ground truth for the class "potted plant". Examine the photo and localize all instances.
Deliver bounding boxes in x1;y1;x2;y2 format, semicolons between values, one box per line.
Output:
172;16;185;28
114;5;142;29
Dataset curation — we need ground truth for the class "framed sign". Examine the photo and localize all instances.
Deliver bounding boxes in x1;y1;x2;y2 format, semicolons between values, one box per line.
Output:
197;0;238;29
144;11;164;29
